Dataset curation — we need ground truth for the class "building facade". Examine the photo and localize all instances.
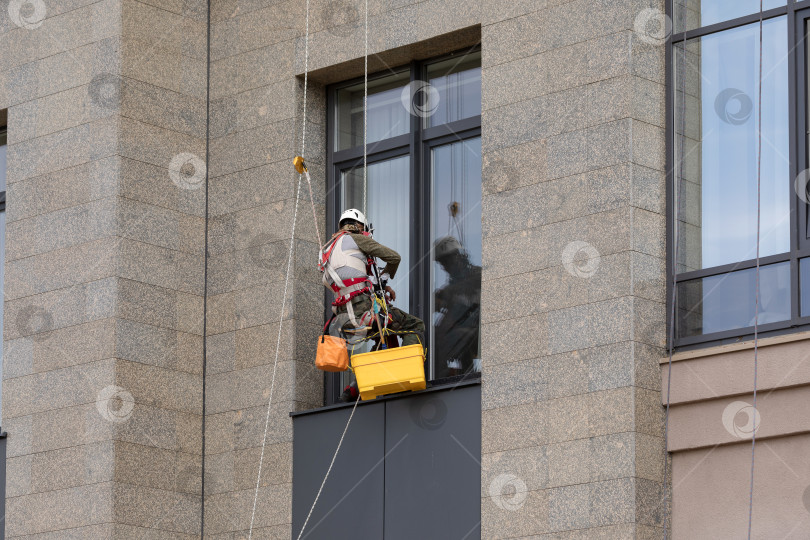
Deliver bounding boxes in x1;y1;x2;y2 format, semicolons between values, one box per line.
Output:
0;0;805;538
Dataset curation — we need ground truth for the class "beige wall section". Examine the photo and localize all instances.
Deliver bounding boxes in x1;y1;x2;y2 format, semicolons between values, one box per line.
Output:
204;0;482;537
480;0;668;537
0;0;670;537
0;0;207;537
203;1;320;537
662;335;810;538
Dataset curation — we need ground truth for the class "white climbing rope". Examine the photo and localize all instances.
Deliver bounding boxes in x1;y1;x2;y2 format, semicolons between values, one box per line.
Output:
247;0;311;537
747;2;764;538
295;396;361;540
248;175;303;539
296;4;372;538
304;169;323;249
665;3;765;538
362;0;368;215
248;0;371;536
663;1;687;535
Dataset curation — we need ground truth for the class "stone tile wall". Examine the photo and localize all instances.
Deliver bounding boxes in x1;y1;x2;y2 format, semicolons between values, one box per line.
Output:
0;0;668;537
479;0;668;537
0;1;207;536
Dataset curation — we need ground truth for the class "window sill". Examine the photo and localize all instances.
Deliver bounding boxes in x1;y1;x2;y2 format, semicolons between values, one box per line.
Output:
291;372;481;418
661;328;810;364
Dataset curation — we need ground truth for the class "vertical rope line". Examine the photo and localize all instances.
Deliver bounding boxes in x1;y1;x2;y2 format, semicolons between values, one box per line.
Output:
200;0;212;533
302;0;309;157
362;0;368;215
299;0;323;249
664;1;687;537
295;396;361;540
296;3;373;535
247;178;302;540
305;171;323;249
747;2;764;538
247;0;310;537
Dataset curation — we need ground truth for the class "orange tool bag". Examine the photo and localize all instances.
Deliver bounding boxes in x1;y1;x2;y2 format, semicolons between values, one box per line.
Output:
315;316;349;372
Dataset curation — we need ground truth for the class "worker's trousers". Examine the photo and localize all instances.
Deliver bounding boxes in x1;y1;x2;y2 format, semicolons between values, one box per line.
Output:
337;294;425;347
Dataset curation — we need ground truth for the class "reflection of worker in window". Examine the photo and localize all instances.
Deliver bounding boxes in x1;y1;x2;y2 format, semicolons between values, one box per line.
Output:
433;236;481;379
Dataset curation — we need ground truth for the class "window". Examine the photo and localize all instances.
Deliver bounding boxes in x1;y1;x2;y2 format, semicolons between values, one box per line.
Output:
0;124;6;423
670;2;810;346
325;48;482;402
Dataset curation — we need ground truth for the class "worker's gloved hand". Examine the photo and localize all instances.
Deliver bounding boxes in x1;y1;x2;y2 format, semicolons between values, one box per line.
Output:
340;382;359;402
384;285;396;303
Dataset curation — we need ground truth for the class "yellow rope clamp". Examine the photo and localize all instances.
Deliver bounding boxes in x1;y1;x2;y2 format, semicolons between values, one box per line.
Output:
293;155;307;174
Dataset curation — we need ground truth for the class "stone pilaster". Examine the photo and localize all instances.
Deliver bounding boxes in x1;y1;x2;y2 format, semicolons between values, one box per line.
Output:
1;0;208;536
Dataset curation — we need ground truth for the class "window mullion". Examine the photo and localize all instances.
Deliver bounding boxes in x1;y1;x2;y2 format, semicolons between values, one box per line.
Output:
409;59;427;377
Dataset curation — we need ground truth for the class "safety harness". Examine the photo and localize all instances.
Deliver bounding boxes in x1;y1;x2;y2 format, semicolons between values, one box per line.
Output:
319;231;376;327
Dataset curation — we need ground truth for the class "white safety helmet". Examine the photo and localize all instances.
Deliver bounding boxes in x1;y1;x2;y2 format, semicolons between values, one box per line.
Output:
339;208;368;231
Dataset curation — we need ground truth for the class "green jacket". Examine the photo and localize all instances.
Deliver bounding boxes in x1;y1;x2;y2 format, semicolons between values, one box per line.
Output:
349;233;401;279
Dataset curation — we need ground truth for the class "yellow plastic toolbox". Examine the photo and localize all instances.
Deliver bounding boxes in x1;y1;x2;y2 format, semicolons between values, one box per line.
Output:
351;344;426;401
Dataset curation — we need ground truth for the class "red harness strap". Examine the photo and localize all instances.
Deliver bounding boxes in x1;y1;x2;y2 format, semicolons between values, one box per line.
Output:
321;230;377;306
330;277;372;306
319;232;346;272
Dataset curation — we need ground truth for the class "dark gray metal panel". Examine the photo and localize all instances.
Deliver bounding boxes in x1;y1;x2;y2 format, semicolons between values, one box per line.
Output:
292;402;385;540
383;385;481;540
0;433;5;540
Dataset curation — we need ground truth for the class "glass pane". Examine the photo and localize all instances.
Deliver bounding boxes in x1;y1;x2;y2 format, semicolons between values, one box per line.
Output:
0;130;6;193
802;258;810;318
430;138;482;379
425;51;481;128
794;22;810;239
341;156;411;308
675;0;785;33
677;261;790;338
335;71;410;151
0;131;5;422
0;210;5;424
339;156;410;391
674;17;789;273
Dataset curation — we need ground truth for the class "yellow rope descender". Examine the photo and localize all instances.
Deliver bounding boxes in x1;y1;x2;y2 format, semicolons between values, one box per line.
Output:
293;155;323;249
293;155;307;174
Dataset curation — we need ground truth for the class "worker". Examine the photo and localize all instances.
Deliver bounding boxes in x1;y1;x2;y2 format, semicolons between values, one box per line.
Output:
319;208;425;401
432;236;481;378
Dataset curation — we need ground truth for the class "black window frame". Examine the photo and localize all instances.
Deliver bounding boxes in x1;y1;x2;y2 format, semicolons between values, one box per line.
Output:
324;46;482;404
667;0;810;350
0;120;8;540
0;126;6;211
